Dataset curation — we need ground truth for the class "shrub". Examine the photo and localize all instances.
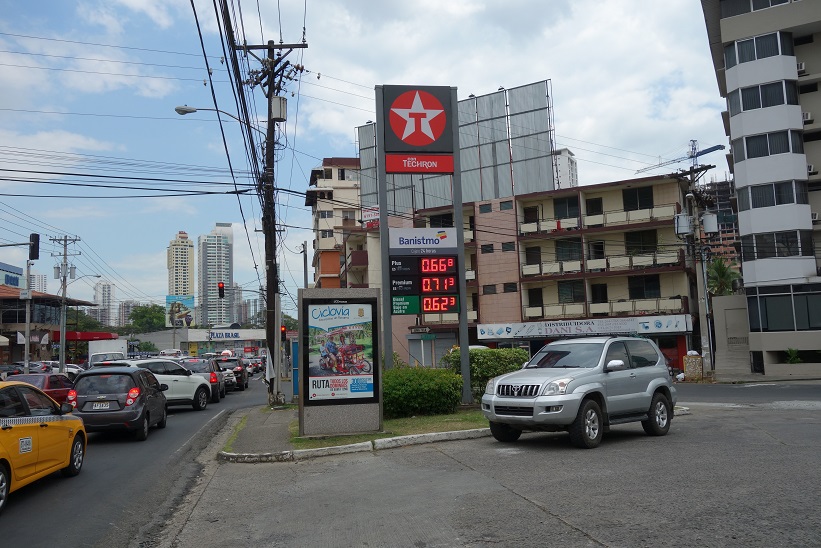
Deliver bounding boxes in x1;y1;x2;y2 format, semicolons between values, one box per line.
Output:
785;348;802;364
439;347;529;400
382;366;462;419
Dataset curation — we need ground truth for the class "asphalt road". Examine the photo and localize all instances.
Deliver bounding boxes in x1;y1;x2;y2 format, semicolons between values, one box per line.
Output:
154;382;821;548
1;372;268;547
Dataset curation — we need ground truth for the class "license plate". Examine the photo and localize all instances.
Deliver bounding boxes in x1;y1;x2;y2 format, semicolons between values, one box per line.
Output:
92;402;110;410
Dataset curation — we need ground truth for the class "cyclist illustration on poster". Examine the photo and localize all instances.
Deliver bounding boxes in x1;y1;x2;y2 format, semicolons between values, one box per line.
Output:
305;300;376;402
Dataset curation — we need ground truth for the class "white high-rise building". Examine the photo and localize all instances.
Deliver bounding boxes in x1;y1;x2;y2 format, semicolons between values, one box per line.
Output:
118;300;141;327
28;273;47;293
94;281;115;327
700;0;821;373
198;223;233;326
167;231;195;296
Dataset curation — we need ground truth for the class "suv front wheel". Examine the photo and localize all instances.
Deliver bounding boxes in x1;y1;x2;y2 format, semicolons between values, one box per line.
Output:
569;399;603;449
641;393;671;436
489;421;522;442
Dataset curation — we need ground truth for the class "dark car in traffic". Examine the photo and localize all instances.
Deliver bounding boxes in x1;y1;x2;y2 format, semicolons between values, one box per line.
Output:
179;358;226;403
11;373;74;404
214;356;248;391
68;366;168;441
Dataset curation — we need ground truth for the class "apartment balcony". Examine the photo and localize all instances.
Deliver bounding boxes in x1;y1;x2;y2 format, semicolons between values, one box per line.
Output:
521;296;687;319
345;250;368;272
519;204;678;235
520;249;683;278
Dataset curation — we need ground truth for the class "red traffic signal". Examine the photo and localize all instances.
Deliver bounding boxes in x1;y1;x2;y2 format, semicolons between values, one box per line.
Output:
218;282;225;298
280;325;287;342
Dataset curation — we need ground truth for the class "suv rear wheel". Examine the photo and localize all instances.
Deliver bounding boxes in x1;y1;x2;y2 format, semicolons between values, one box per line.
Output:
569;399;603;449
489;421;522;442
641;392;671;436
193;387;209;411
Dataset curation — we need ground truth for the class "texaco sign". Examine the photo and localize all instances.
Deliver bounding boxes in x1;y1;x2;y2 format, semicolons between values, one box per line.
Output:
381;85;454;173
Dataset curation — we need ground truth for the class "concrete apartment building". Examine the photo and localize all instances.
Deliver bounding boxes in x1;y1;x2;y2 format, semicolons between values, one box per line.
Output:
305;158;362;289
701;0;821;375
198;223;233;326
167;230;195;297
93;281;115;327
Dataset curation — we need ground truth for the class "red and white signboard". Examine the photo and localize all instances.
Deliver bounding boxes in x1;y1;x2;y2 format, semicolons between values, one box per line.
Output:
381;85;454;173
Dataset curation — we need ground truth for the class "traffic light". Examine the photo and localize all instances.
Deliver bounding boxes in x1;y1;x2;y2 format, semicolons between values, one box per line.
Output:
280;325;287;342
218;282;225;298
28;233;39;260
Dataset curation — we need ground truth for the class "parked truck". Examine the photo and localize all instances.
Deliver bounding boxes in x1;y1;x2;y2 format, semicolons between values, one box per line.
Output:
87;339;128;366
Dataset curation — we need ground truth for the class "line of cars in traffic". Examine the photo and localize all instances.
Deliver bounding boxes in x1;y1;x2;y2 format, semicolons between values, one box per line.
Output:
0;354;261;515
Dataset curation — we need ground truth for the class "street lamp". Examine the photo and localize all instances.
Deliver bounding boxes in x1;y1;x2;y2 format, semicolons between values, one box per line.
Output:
174;106;266;137
59;273;100;373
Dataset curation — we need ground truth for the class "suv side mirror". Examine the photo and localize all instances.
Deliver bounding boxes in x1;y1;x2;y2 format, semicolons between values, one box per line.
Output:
605;359;627;372
160;383;169;391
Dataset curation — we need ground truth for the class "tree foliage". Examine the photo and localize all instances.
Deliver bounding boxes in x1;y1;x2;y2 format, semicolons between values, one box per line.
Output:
707;257;741;296
128;304;167;333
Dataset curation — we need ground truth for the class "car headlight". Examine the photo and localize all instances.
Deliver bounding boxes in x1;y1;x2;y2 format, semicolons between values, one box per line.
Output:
543;378;572;396
485;378;497;395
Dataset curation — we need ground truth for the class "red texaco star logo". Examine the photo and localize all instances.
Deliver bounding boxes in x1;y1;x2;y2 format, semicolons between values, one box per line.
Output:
389;90;446;146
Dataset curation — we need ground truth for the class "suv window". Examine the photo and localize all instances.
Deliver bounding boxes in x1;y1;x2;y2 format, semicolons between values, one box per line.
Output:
625;340;660;368
144;361;169;375
604;341;630;369
525;343;605;369
75;374;136;395
140;371;160;390
182;360;211;373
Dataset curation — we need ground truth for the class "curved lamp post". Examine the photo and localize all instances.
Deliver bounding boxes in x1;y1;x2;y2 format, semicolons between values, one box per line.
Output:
174;105;266;137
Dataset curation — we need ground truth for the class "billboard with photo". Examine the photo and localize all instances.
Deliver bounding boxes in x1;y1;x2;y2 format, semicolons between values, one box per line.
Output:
302;297;379;406
166;295;196;328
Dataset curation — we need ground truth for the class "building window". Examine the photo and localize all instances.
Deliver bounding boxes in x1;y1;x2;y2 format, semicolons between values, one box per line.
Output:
741;130;802;161
318;210;333;219
522;206;539;224
501;242;515;252
483;284;497;295
625;230;657;255
525;246;541;265
588;241;605;260
500;200;513;211
586;197;603;216
723;29;792;64
591;284;608;304
553;196;579;220
429;213;453;227
558;280;584;303
479;203;492;214
628;275;661;299
503;282;518;293
481;244;494;254
741;230;813;261
320;230;333;239
342;210;356;220
338;168;346;180
527;287;543;307
555;238;582;261
622;187;653;211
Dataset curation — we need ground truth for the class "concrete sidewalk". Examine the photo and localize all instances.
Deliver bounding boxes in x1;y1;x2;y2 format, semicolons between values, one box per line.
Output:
216;404;493;463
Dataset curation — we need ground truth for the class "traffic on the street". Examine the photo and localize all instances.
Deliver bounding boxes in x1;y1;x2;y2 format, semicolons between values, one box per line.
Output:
0;354;269;547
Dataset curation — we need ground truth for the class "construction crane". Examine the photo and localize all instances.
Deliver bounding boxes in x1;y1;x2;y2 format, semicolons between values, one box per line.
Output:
636;139;726;174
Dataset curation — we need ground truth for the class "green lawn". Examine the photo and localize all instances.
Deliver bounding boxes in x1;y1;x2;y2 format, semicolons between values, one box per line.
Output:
288;407;488;450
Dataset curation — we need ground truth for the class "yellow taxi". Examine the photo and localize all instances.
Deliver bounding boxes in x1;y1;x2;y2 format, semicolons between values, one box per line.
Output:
0;380;86;514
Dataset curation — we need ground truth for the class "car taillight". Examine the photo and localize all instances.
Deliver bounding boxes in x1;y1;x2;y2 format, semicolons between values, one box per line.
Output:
234;366;242;373
210;372;218;383
126;387;140;406
67;389;77;408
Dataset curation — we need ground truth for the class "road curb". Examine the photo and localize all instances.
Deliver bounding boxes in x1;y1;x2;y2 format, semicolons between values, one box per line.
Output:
216;428;493;464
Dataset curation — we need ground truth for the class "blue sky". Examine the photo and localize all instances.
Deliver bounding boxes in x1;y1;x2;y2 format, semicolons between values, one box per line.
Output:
0;0;727;316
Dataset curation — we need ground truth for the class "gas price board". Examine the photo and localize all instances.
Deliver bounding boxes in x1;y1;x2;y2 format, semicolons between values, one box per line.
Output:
390;256;460;315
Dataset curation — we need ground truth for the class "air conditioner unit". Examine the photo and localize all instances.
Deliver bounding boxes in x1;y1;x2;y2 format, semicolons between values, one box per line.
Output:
803;111;814;123
812;212;819;222
797;62;807;75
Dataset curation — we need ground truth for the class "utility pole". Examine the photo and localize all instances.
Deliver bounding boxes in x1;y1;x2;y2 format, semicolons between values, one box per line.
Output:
302;241;308;289
51;235;81;374
236;38;307;405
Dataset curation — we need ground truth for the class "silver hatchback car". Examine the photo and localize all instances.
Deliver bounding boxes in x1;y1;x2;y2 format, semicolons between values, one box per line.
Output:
481;336;677;449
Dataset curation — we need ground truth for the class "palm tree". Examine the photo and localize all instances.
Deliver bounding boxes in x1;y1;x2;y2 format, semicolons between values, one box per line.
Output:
707;257;741;296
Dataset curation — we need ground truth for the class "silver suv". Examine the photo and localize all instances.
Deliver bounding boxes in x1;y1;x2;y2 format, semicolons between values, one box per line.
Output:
481;336;677;449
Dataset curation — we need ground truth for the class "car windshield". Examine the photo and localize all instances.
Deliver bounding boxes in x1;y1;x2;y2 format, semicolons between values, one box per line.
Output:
183;361;210;372
75;374;136;394
525;343;605;369
11;375;46;388
218;359;240;368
